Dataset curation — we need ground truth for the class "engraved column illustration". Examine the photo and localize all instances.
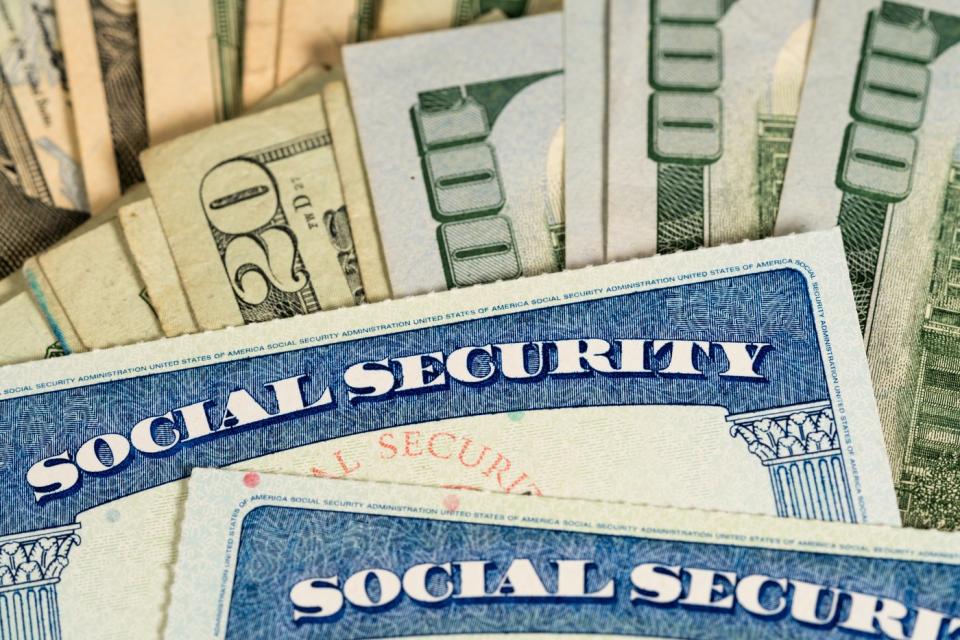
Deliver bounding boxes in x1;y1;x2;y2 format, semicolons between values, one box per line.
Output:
729;401;857;522
899;159;960;528
0;525;79;640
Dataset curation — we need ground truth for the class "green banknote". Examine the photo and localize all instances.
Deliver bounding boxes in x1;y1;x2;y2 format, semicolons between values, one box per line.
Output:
344;13;564;296
564;0;607;268
606;0;814;260
141;95;362;332
775;0;960;529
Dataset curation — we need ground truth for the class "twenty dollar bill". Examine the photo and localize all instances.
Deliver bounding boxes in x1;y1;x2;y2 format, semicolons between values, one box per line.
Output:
774;0;960;529
142;95;363;331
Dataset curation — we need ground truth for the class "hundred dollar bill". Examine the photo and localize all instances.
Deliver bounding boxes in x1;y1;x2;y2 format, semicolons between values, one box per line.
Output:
774;0;960;529
168;469;960;639
373;0;562;38
137;0;242;145
606;0;814;260
141;95;363;332
0;0;87;211
564;0;606;268
55;0;147;213
241;0;282;109
0;230;900;638
345;14;565;296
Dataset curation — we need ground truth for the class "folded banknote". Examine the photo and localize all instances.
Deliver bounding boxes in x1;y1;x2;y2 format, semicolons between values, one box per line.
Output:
167;468;960;639
0;229;898;638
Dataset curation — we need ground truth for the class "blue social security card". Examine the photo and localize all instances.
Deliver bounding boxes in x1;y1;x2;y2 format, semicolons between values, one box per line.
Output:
0;230;898;638
168;468;959;639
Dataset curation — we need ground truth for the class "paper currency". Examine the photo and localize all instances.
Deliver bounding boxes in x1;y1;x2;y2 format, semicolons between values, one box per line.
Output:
0;273;62;365
345;14;565;296
246;65;336;115
137;0;237;145
274;0;375;85
323;79;391;302
0;0;90;276
22;193;162;353
273;0;552;91
0;270;18;298
0;230;900;637
0;0;87;211
240;0;282;108
246;72;389;301
169;468;960;639
374;0;562;38
606;0;814;259
563;0;606;268
55;0;147;213
118;198;197;337
774;0;960;530
141;95;362;331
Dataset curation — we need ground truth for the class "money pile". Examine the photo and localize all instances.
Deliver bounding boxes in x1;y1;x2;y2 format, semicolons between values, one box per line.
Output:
0;2;958;639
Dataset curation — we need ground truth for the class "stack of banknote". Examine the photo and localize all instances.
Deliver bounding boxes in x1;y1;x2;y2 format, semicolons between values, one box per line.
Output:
0;2;958;638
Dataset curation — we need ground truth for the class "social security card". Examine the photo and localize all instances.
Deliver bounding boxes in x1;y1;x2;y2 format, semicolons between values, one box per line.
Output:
0;229;898;638
167;468;959;639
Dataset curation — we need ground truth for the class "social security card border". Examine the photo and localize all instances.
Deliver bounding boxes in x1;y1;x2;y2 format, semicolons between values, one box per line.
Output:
0;230;898;533
167;468;960;639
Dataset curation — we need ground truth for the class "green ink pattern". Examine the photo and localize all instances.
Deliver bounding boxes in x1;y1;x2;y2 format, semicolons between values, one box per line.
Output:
899;161;960;529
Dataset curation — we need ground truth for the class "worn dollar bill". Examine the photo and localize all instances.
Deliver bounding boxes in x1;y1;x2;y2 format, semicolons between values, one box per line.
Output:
274;0;375;85
345;14;565;296
0;272;62;364
606;0;814;260
0;0;87;211
564;0;606;268
246;71;390;302
142;94;363;332
169;468;960;639
0;0;90;276
118;197;198;338
137;0;242;145
774;0;960;529
241;0;282;109
55;0;147;213
0;230;900;638
272;0;554;90
373;0;561;38
21;186;162;353
246;65;337;115
323;79;391;302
